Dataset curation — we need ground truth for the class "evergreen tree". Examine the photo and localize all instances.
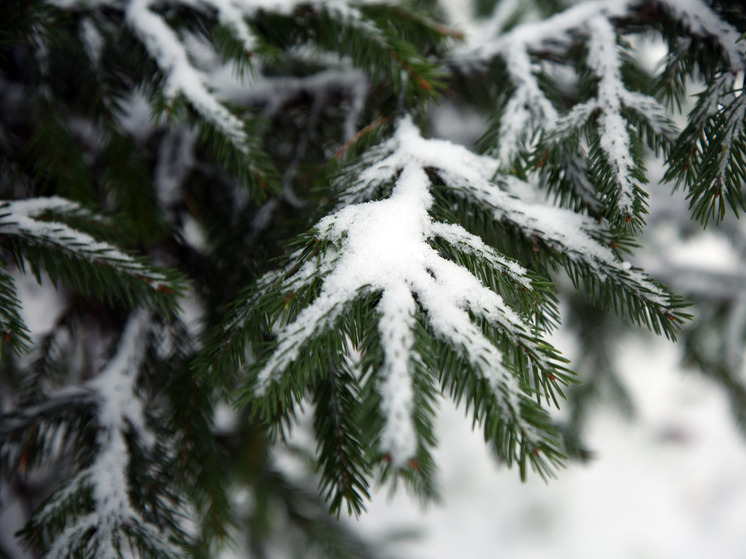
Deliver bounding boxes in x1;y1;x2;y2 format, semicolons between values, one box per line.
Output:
1;0;745;556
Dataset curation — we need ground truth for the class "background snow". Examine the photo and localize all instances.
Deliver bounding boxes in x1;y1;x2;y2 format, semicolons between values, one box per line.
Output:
357;336;746;559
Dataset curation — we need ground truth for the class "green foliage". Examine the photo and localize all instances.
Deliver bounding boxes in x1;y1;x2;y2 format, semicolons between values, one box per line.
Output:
664;74;746;225
2;0;746;558
251;2;449;105
0;199;185;316
0;265;31;356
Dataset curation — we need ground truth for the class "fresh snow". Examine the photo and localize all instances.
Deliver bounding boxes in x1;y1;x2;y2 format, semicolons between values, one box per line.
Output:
39;312;179;559
257;117;558;465
125;0;249;150
657;0;746;71
0;197;168;289
586;15;637;216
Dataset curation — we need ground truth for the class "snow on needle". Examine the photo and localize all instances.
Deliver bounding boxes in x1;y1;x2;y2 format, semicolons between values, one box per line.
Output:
256;117;560;467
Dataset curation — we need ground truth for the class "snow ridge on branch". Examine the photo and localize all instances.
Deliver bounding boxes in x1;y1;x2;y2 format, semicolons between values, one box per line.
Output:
125;0;250;151
585;15;638;218
457;0;630;63
36;312;181;559
0;197;167;289
0;197;184;318
460;0;745;67
656;0;746;71
494;41;558;168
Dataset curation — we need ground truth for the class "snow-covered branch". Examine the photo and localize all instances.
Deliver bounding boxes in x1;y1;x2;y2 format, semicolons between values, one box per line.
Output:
656;0;746;71
460;0;745;68
48;0;388;148
0;197;170;292
585;15;638;217
493;42;558;167
458;0;629;63
336;116;679;330
664;70;746;224
357;120;639;285
39;312;181;559
125;0;249;150
454;0;746;227
250;118;574;467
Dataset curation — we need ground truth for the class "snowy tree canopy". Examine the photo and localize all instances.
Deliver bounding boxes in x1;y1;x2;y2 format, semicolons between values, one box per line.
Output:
2;0;746;557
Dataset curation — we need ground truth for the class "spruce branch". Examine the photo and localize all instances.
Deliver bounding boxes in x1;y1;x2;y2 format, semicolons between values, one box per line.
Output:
209;117;575;504
18;311;186;559
204;116;690;511
486;40;559;169
0;197;184;315
312;364;372;517
655;0;746;73
252;1;448;103
664;73;746;225
582;15;649;229
0;265;31;356
456;0;630;64
165;364;233;554
455;0;746;232
459;0;745;71
121;0;277;199
123;0;250;144
345;116;686;339
534;14;677;231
